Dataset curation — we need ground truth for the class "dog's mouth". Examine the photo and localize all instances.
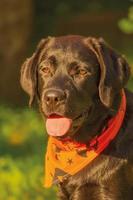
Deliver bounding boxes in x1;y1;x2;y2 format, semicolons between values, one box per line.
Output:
46;114;72;137
45;108;91;137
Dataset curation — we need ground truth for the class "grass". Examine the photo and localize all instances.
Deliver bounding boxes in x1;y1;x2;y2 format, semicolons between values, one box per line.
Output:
0;106;57;200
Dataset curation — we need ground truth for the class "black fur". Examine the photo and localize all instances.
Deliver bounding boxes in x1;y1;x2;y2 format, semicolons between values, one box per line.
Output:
20;35;133;200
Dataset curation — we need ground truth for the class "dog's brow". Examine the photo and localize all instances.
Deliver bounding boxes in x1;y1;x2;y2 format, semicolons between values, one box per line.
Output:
69;61;78;68
48;55;57;65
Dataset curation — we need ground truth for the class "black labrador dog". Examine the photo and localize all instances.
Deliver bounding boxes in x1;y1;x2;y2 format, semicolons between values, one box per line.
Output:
20;35;133;200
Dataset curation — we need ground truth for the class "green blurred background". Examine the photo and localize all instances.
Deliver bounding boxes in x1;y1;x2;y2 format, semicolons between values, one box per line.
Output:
0;0;133;199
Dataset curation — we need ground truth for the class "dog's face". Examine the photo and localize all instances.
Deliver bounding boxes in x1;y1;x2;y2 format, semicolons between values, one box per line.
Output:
20;35;130;139
37;37;99;120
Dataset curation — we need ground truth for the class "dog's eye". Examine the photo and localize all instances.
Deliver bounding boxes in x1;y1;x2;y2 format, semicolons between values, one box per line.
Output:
77;68;92;77
40;66;52;76
79;69;88;76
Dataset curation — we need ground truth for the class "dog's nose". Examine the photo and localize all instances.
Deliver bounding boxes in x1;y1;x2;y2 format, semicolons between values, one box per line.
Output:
44;89;66;106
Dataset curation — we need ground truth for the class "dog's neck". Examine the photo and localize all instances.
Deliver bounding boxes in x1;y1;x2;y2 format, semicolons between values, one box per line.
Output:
70;93;122;143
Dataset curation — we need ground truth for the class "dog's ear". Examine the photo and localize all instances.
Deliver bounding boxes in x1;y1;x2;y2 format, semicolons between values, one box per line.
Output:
20;37;51;106
84;37;130;107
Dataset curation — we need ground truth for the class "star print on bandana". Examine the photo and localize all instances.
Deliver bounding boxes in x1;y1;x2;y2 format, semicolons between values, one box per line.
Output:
67;158;73;165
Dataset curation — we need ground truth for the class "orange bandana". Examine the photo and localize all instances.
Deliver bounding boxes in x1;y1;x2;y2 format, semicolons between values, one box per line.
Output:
44;90;126;188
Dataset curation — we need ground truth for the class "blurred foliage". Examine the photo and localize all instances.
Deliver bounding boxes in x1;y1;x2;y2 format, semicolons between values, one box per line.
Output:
0;106;57;200
34;0;132;38
119;6;133;34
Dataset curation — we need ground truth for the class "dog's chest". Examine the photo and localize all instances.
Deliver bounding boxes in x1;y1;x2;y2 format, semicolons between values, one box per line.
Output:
59;154;127;196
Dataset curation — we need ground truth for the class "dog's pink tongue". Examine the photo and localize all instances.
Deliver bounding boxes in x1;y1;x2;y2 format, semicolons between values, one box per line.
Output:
46;115;72;136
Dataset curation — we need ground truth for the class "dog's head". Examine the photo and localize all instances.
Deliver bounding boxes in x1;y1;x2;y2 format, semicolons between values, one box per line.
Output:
20;35;130;139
